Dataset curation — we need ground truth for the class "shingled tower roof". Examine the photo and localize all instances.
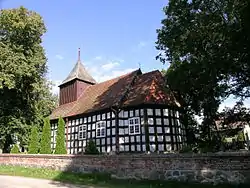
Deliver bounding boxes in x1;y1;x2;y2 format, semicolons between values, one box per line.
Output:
59;48;96;86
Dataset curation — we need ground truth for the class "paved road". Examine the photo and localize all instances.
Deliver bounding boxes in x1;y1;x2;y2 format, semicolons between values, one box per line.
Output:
0;175;94;188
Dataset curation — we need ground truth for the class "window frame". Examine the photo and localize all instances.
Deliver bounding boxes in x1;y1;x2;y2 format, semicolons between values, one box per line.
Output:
96;121;106;138
78;124;87;140
128;117;140;135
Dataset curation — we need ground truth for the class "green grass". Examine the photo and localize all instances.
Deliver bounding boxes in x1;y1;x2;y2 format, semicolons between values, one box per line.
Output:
0;165;248;188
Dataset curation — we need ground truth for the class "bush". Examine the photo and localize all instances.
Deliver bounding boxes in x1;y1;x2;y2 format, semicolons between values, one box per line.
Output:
40;117;51;154
28;126;39;154
54;117;67;154
10;144;20;153
84;139;99;155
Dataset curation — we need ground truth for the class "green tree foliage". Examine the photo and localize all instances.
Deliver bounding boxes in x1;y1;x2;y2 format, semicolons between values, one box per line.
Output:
156;0;250;143
54;117;67;154
10;144;20;154
28;126;39;154
40;117;51;154
85;139;99;155
0;6;57;152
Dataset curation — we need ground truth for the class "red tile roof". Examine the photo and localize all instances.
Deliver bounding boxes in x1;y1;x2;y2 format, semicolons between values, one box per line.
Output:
50;69;180;120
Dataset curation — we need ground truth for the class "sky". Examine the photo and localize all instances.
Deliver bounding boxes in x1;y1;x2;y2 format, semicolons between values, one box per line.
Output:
1;0;250;113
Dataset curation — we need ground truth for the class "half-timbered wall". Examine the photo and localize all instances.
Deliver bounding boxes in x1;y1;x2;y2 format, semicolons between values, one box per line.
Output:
50;107;186;154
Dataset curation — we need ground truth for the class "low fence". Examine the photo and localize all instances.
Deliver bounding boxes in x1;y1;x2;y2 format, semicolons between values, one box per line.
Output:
0;152;250;184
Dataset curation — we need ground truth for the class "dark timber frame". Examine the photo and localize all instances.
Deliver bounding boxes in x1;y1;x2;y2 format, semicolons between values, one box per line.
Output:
50;104;186;154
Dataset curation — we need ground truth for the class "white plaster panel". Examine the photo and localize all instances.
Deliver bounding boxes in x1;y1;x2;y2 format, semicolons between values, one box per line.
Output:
140;109;144;116
107;112;110;119
135;109;139;116
137;145;141;151
120;145;124;151
107;146;111;153
157;127;162;133
166;144;171;151
136;136;140;142
125;136;129;143
80;118;83;124
97;115;101;121
83;141;86;147
107;138;110;145
112;112;115;118
92;124;96;130
124;111;128;118
158;135;163;142
92;116;96;122
102;147;105;152
164;119;169;125
165;136;171;142
102;138;105;145
107;129;110;136
149;127;154;134
149;136;155;142
131;145;135;151
155;109;161;116
148;118;154;125
150;144;156;152
79;141;82;147
124;127;129;134
112;120;115;126
119;120;123;126
102;114;105;120
107;121;110;127
129;110;134;117
112;128;115;135
87;132;91;138
119;111;123;118
142;144;146;151
84;118;87;123
156;118;162;125
119;137;124;144
131;136;134;142
165;127;170;133
76;119;79;125
159;144;164;151
96;139;100;146
163;109;168;116
142;135;145;142
119;128;124;135
112;146;116;151
147;109;153;116
141;126;145;134
125;145;129;151
112;137;116;144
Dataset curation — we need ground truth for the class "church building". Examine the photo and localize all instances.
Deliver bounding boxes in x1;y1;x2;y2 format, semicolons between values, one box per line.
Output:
50;49;186;154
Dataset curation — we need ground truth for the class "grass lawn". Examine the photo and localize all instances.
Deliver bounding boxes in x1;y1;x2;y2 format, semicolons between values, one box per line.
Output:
0;165;248;188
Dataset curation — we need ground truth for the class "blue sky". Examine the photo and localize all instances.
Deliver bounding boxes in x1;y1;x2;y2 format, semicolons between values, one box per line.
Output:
1;0;250;112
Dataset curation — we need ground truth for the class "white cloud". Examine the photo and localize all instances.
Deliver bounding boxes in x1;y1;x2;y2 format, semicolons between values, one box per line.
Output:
55;54;64;60
95;68;136;83
138;41;147;49
50;80;62;95
101;61;120;71
94;56;102;60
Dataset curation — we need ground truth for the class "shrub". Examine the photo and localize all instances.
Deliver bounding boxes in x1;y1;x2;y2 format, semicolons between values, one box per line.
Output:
40;117;51;154
10;144;20;153
85;139;99;155
54;117;67;154
28;126;39;154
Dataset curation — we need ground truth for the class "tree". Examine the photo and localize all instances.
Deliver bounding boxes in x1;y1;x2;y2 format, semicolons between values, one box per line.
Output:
54;117;67;154
156;0;250;143
10;144;19;154
0;6;57;152
28;126;39;154
85;139;99;155
40;117;51;154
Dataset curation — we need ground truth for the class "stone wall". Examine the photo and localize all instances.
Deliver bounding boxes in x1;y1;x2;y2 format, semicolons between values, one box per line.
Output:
0;152;250;185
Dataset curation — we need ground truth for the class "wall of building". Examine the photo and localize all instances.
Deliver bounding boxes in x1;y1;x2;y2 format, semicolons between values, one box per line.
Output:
0;153;249;184
51;107;186;154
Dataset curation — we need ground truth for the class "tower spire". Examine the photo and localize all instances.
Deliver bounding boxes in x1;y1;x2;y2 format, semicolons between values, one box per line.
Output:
78;48;81;62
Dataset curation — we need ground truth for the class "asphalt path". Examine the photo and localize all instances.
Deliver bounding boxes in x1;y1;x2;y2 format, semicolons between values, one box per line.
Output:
0;175;97;188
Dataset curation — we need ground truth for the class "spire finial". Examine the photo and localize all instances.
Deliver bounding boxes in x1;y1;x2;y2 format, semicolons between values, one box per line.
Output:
78;48;81;61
